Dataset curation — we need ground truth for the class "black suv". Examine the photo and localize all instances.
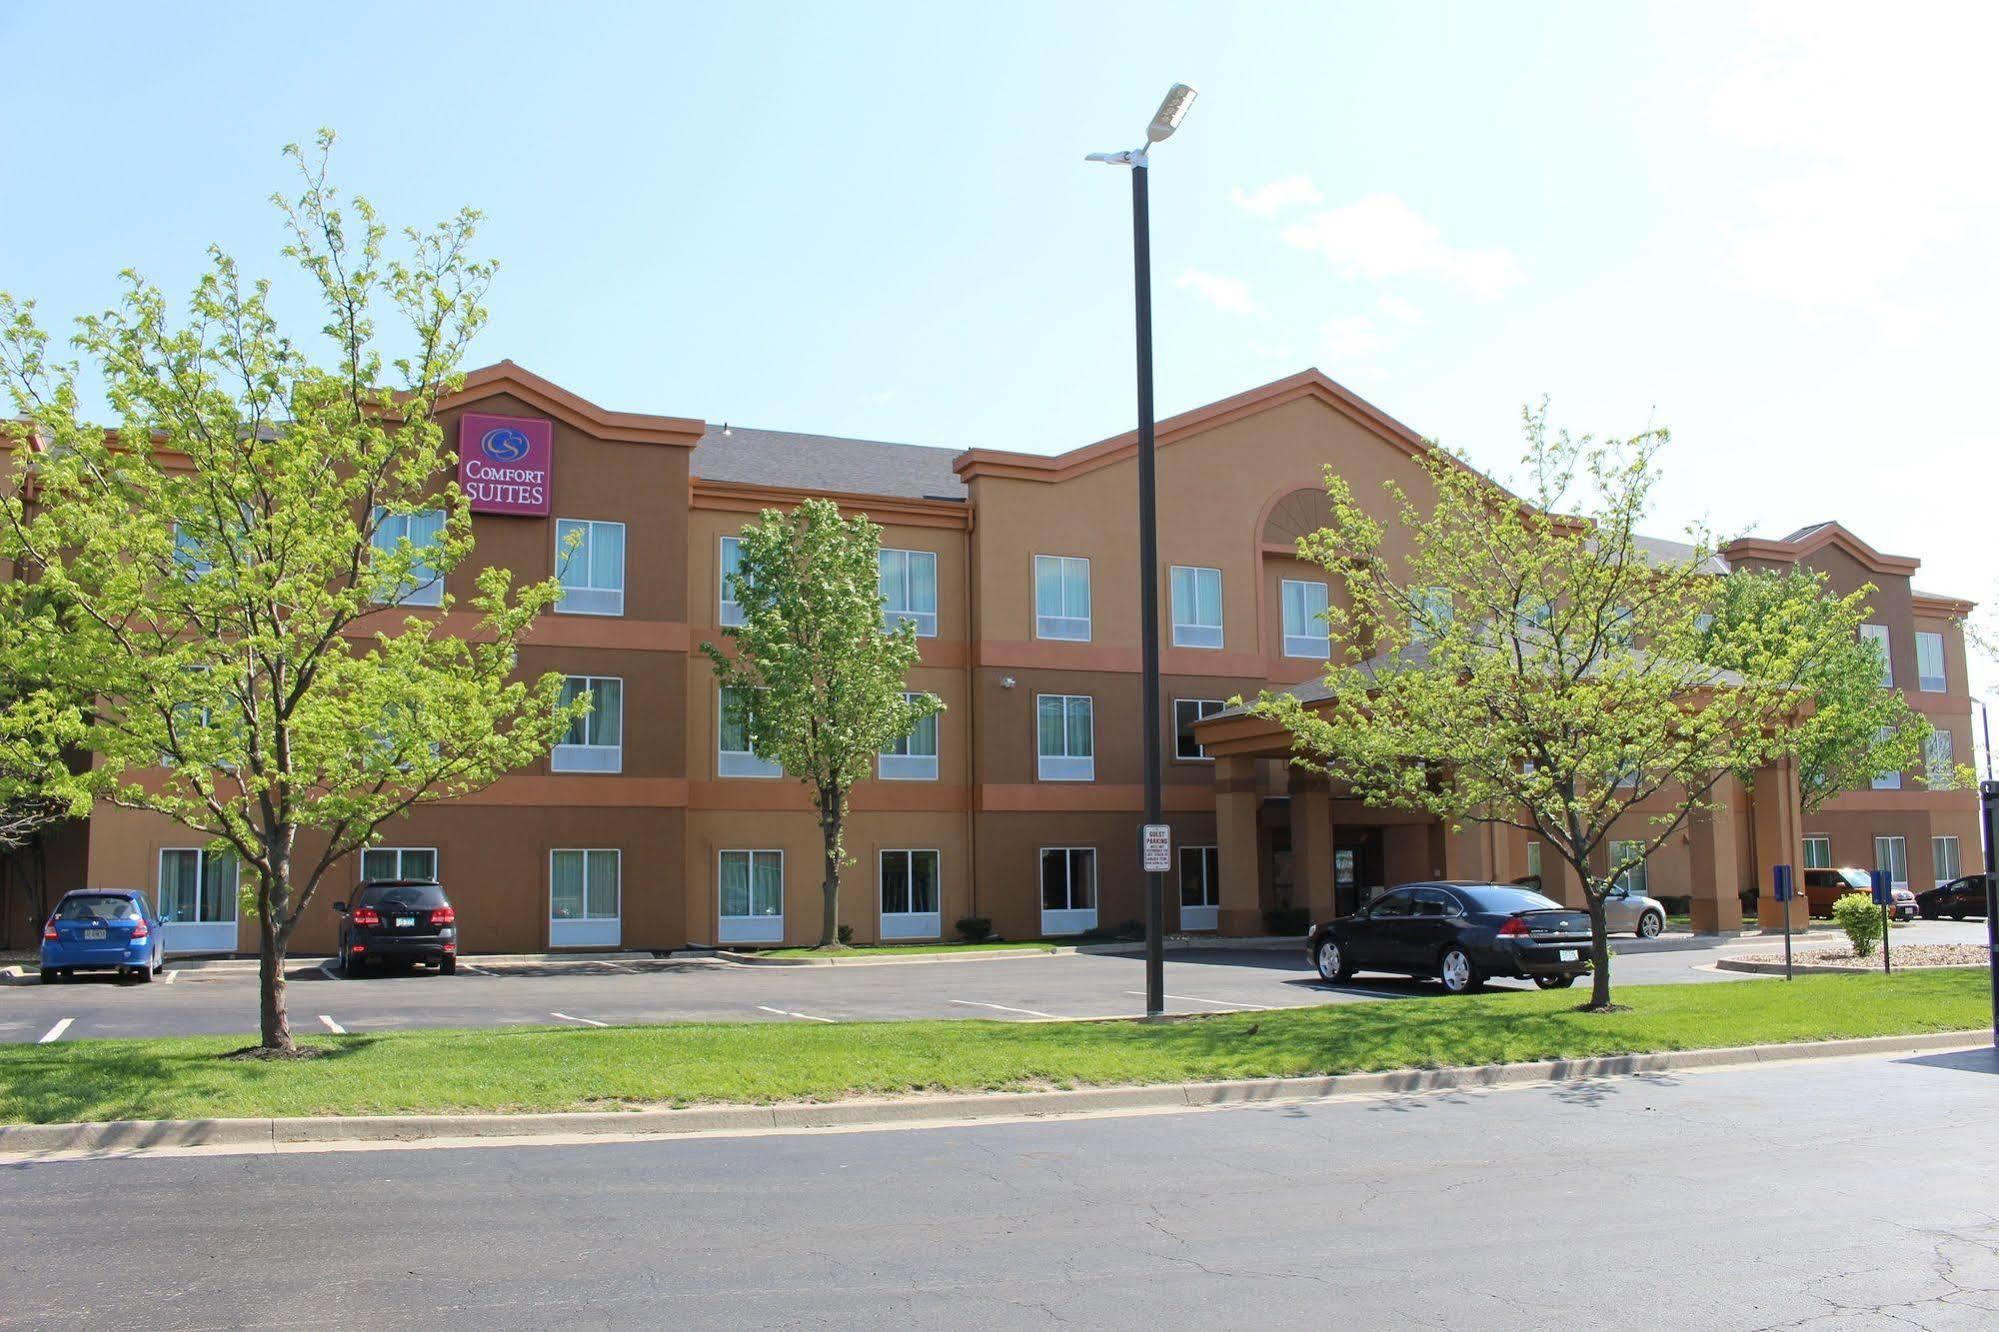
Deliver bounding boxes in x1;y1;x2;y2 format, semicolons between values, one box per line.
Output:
1916;874;1991;921
334;880;458;975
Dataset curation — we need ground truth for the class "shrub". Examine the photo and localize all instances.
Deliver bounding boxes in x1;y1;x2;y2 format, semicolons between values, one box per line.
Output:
836;924;854;946
954;915;993;942
1831;892;1885;957
1264;906;1311;936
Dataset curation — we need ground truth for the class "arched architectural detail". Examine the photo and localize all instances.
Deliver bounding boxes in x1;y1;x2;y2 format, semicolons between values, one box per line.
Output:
1261;486;1335;548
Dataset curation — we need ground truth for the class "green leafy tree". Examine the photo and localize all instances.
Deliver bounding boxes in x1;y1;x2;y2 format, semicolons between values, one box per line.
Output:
701;498;940;948
0;133;580;1053
1252;407;1892;1010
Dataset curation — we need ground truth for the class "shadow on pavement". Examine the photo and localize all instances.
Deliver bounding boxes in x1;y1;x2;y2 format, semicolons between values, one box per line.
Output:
1895;1046;1999;1076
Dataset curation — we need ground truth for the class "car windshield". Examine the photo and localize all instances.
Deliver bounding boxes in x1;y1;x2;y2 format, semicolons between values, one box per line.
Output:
1455;886;1566;914
359;883;448;909
1835;869;1871;890
56;895;139;922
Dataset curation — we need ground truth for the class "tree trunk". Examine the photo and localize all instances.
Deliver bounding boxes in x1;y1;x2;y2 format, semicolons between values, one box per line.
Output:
818;802;841;948
1585;890;1613;1009
257;902;291;1052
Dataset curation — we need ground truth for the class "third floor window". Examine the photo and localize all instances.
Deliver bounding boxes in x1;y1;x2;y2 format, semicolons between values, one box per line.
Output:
879;548;938;637
1035;555;1091;641
1860;623;1891;687
1915;631;1946;693
1170;565;1223;649
555;519;625;617
1281;579;1329;658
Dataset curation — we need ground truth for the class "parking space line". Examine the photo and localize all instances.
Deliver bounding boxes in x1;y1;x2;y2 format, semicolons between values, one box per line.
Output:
38;1018;74;1044
549;1012;609;1028
458;963;493;975
1124;990;1277;1011
755;1005;837;1024
949;999;1060;1019
317;1015;346;1034
161;969;178;984
1305;981;1414;1001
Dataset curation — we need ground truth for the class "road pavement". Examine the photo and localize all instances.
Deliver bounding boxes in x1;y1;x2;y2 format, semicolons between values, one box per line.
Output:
4;1045;1994;1327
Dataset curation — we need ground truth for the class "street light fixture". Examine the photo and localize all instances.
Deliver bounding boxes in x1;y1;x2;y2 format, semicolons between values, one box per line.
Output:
1088;82;1197;1019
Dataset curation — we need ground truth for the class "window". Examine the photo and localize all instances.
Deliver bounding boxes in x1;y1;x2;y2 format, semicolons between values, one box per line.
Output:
1413;587;1454;639
1609;840;1649;897
156;848;238;952
361;847;438;883
1873;835;1908;890
1802;836;1832;870
1524;841;1543;884
369;507;446;607
1860;623;1891;687
1174;699;1225;761
1036;694;1095;781
1915;631;1946;693
553;676;623;773
550;848;620;947
1179;845;1220;931
1932;835;1961;887
880;849;941;939
1169;565;1223;649
879;693;939;781
555;519;625;616
172;522;213;577
1034;555;1091;641
1281;579;1329;658
718;687;782;778
1040;847;1097;934
879;548;938;637
719;535;749;627
1925;730;1955;787
718;849;784;943
1871;726;1901;790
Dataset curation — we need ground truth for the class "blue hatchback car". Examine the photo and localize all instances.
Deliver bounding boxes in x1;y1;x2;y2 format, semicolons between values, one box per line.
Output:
41;889;164;984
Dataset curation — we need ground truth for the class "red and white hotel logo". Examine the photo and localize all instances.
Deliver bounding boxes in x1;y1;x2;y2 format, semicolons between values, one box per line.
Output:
457;412;553;516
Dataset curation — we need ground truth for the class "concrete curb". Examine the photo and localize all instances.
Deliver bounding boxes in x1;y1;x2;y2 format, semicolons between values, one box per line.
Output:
2;1029;1983;1159
1716;957;1985;977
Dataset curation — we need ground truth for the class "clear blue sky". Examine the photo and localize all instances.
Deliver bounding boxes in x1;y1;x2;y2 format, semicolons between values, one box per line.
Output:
3;0;1992;708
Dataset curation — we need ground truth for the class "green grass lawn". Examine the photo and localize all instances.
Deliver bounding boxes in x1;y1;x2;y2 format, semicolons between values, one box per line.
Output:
758;941;1060;958
1;970;1986;1126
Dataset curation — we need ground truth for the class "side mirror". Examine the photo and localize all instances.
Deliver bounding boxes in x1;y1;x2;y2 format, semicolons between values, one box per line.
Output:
332;901;348;914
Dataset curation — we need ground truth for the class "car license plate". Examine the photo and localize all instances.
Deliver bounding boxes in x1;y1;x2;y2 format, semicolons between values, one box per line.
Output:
1558;949;1578;962
84;928;107;940
395;915;416;929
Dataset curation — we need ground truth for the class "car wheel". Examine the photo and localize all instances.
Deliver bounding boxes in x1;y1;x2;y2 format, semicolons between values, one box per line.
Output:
345;950;366;977
439;955;456;976
1534;973;1578;990
1314;938;1353;984
1637;910;1664;939
38;967;57;985
136;959;155;983
1438;946;1481;994
1951;911;1966;922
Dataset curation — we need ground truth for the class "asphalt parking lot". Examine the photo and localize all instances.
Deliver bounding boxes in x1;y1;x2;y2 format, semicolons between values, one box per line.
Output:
3;919;1987;1045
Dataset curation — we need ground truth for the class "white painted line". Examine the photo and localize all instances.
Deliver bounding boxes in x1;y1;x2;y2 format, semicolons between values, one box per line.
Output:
949;999;1060;1019
458;963;492;975
162;970;178;984
1125;990;1275;1011
549;1012;609;1028
317;1015;346;1035
38;1018;73;1044
1307;981;1412;1001
755;1005;837;1024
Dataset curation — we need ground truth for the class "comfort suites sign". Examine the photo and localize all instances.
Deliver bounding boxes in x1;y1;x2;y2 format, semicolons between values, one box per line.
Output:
457;412;552;515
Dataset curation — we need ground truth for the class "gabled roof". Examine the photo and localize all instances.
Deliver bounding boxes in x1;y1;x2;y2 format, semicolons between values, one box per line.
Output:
442;361;707;447
691;424;966;501
1722;521;1920;578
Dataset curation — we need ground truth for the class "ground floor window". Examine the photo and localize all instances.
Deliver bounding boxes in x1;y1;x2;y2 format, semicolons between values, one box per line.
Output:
157;848;239;953
1873;835;1908;890
1040;847;1097;935
880;849;941;939
361;847;438;883
1179;845;1219;931
550;848;621;948
1802;836;1832;870
719;849;784;944
1932;835;1960;886
1609;840;1648;896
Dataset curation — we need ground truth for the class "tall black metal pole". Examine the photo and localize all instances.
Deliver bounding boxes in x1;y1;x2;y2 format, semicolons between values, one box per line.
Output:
1132;160;1165;1018
1981;778;1997;1049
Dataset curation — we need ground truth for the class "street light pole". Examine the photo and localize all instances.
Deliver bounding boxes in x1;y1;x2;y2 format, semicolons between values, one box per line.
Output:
1090;84;1196;1019
1981;777;1997;1050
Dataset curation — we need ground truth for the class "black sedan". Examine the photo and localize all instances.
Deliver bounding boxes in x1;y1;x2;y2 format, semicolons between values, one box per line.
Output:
1916;874;1992;921
1306;882;1594;994
334;879;458;975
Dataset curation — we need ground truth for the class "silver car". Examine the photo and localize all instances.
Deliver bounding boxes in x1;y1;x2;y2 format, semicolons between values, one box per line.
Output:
1603;883;1667;938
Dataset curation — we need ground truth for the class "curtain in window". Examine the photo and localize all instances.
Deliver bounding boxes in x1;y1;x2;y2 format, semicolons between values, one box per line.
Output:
585;850;619;919
751;853;782;917
1064;699;1091;757
719;852;751;917
909;851;939;914
1037;697;1065;757
160;850;199;922
881;852;910;914
551;851;586;920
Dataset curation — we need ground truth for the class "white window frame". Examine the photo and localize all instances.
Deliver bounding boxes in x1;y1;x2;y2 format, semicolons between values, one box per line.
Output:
879;548;939;637
1609;840;1649;897
1281;579;1329;658
553;676;623;774
718;687;782;778
719;535;748;627
1860;623;1892;687
879;848;942;940
1925;730;1955;788
1174;698;1225;761
1039;846;1098;935
718;848;784;944
1169;565;1223;649
1932;835;1961;888
1914;631;1946;693
155;847;239;954
1802;836;1833;870
360;847;439;883
1871;725;1901;790
549;848;621;948
879;693;939;781
369;506;446;608
1873;834;1908;891
555;518;626;617
1036;693;1095;782
1178;844;1220;932
1034;554;1092;642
